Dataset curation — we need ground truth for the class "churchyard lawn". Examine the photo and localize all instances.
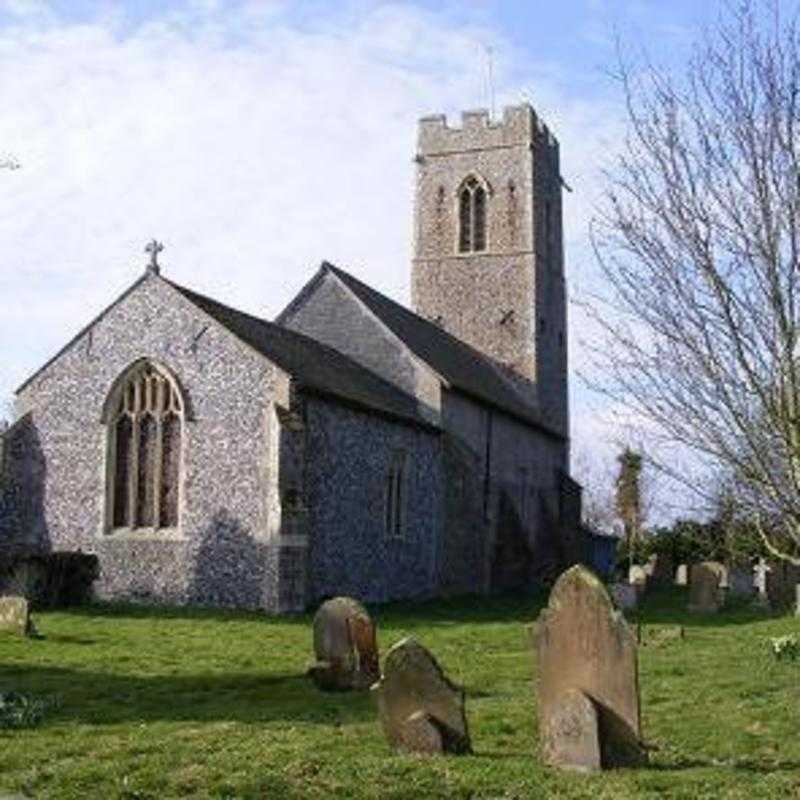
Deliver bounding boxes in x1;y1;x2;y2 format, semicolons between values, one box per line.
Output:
0;589;798;799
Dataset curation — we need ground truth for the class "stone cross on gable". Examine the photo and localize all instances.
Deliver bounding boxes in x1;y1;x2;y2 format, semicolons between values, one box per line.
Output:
145;239;164;275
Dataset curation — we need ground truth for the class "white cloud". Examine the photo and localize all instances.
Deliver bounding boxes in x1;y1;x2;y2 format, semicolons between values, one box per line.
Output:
0;2;633;479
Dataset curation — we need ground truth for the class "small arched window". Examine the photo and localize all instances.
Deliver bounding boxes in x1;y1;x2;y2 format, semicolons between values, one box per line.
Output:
107;362;183;532
385;451;407;539
458;176;487;253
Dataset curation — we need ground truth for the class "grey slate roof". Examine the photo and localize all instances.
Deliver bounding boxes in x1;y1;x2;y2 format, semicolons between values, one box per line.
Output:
318;262;563;440
166;279;435;430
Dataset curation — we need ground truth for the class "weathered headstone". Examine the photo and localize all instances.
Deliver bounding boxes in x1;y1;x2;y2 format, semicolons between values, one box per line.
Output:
688;562;726;613
534;565;646;771
795;584;800;617
372;637;471;755
765;560;800;610
648;554;674;586
543;687;601;772
306;596;379;691
628;564;647;585
628;564;648;596
610;583;638;611
0;596;32;636
726;566;753;597
675;564;688;586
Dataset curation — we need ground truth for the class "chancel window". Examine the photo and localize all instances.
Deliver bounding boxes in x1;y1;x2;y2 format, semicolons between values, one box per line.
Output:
385;451;407;539
458;176;487;253
108;362;183;531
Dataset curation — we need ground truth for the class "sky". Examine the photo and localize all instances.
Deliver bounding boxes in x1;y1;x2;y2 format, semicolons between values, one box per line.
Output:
0;0;765;520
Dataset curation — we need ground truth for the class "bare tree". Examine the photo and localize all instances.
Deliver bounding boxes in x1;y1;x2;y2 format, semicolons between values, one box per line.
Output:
589;1;800;564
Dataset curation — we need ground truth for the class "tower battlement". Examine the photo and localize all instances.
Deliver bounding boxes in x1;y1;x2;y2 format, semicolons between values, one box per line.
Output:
417;104;559;158
412;102;568;435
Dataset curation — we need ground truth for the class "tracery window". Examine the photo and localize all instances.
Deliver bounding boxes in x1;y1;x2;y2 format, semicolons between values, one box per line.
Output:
107;362;183;532
458;176;487;253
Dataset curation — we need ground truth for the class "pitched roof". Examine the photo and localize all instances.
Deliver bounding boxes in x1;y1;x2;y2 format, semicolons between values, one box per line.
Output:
16;275;149;395
165;279;435;430
316;262;563;440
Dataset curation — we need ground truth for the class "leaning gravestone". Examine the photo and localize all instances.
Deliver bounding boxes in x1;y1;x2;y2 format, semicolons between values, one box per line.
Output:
534;565;646;771
306;596;379;691
372;637;471;755
688;562;726;613
0;596;33;637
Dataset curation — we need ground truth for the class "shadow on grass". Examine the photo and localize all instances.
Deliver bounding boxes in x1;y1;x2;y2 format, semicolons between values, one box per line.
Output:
0;666;375;726
48;586;779;635
623;587;779;629
374;590;550;628
42;634;98;646
61;601;313;626
648;756;800;774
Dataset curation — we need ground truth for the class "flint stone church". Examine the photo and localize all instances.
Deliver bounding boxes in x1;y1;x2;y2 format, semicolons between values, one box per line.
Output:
0;104;582;613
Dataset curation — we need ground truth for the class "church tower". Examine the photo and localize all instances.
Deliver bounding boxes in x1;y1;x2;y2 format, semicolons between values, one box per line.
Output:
411;104;568;435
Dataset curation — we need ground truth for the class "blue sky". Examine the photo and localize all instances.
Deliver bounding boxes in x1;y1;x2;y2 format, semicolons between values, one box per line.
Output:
0;0;792;519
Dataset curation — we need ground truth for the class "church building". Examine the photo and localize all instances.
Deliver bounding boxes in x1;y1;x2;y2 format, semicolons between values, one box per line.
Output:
0;104;581;612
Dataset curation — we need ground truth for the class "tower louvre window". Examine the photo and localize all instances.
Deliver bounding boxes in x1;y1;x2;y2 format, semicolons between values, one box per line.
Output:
458;176;487;253
459;187;472;252
107;361;184;532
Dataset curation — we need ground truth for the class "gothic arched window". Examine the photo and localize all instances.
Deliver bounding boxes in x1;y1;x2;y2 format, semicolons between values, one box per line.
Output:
107;362;183;532
458;176;487;253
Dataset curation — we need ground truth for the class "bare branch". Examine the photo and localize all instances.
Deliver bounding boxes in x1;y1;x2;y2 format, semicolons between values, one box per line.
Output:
589;0;800;565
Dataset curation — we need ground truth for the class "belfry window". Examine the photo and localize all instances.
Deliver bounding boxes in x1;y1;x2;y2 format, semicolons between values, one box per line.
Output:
107;362;183;531
458;176;487;253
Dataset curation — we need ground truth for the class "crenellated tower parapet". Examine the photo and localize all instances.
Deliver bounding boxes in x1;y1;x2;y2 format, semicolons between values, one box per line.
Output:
411;103;568;436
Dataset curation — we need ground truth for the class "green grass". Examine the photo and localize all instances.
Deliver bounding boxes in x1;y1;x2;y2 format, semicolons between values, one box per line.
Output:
0;588;798;799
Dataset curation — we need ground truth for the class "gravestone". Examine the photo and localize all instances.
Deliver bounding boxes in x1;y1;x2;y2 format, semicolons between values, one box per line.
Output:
628;565;648;596
610;583;638;611
765;560;800;610
372;637;471;755
688;562;726;612
675;564;688;586
543;687;601;772
534;565;646;771
648;554;674;586
726;566;753;597
0;596;32;636
306;596;379;691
